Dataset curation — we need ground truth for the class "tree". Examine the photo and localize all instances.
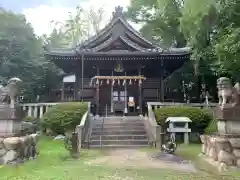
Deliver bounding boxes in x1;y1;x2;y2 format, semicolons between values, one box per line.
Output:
127;0;186;47
48;6;106;48
211;0;240;80
180;0;218;100
0;8;61;102
86;7;105;36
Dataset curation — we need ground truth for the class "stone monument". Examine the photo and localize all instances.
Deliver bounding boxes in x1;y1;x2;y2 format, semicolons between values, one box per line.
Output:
200;77;240;171
0;77;23;137
0;78;39;165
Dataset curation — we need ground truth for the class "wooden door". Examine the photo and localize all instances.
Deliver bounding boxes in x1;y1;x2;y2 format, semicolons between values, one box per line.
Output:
112;84;126;112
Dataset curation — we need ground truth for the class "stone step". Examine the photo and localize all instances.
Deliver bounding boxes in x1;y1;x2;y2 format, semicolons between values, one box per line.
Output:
89;144;149;148
90;134;147;140
92;121;145;126
91;130;147;136
91;126;145;132
90;139;148;146
94;122;145;127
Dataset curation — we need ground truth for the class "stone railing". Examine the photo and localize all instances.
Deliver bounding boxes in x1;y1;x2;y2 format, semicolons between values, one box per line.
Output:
147;102;217;110
20;102;91;119
76;111;93;149
143;103;161;148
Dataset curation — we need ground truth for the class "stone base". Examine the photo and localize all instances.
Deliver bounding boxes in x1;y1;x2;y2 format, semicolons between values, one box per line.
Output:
218;121;240;134
0;120;21;137
200;134;240;170
214;106;240;121
0;133;39;165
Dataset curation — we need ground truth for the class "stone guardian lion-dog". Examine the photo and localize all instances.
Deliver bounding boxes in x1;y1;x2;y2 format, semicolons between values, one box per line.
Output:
217;77;240;108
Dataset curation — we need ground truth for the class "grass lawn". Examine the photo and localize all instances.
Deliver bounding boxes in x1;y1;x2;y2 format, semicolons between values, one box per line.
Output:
0;137;240;180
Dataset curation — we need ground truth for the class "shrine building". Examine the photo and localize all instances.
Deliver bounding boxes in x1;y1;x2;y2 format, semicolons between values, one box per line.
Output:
45;6;191;116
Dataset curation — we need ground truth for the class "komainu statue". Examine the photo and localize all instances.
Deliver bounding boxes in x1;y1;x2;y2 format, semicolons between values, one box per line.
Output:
217;77;240;108
0;77;22;106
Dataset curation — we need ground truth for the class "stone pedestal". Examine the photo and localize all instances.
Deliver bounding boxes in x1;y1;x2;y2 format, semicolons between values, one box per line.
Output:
214;106;240;135
200;106;240;170
0;105;23;137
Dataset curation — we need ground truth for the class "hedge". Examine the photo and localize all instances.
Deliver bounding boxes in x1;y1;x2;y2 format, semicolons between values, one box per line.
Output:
41;102;88;134
204;119;217;134
154;106;213;133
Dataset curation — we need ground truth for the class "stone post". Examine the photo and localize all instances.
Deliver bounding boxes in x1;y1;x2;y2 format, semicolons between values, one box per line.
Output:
34;105;38;118
184;122;189;145
28;106;32;117
45;105;49;112
155;125;161;148
39;105;44;118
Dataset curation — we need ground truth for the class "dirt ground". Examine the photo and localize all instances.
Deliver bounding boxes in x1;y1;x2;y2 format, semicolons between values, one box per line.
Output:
87;149;197;173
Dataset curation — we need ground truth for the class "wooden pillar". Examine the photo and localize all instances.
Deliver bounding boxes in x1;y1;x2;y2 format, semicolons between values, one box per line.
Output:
124;72;128;114
61;82;65;101
74;70;81;101
160;59;164;102
81;53;84;102
111;70;113;113
96;68;100;116
138;67;142;115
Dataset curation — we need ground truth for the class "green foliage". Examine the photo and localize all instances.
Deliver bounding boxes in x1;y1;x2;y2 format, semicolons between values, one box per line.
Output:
204;119;217;134
41;103;88;134
0;8;61;102
127;0;186;47
44;6;105;48
154;107;213;133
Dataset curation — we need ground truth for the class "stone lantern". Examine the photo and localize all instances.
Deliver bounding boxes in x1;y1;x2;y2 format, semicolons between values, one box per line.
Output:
0;77;23;137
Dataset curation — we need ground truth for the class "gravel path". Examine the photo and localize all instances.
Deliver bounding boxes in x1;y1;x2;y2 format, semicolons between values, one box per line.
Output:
87;149;197;173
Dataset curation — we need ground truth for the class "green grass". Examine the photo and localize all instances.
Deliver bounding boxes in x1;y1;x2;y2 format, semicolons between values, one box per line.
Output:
0;137;240;180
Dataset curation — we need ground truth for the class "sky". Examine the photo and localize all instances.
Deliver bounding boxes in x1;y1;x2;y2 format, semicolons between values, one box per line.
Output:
0;0;137;36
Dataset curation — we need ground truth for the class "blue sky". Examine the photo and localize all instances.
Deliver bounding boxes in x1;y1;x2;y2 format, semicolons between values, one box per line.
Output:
0;0;136;36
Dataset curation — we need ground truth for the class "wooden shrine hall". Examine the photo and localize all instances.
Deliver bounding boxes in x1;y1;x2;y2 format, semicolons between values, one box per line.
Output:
45;6;191;116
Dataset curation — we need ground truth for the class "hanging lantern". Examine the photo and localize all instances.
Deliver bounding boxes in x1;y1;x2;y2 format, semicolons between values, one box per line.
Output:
118;79;120;85
96;79;99;85
107;79;109;84
100;80;103;85
114;60;124;72
112;79;115;85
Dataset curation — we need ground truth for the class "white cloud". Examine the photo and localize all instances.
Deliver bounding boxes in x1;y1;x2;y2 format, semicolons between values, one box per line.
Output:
23;0;141;36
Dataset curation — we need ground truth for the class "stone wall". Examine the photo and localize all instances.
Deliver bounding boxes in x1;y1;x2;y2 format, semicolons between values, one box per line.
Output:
200;135;240;169
0;134;39;164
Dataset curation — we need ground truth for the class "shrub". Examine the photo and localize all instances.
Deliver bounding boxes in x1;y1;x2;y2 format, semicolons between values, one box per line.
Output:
22;116;40;132
154;107;213;133
204;119;217;134
41;102;88;134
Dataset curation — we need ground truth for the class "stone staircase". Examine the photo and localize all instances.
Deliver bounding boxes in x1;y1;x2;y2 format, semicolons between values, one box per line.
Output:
89;116;149;148
99;105;113;116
